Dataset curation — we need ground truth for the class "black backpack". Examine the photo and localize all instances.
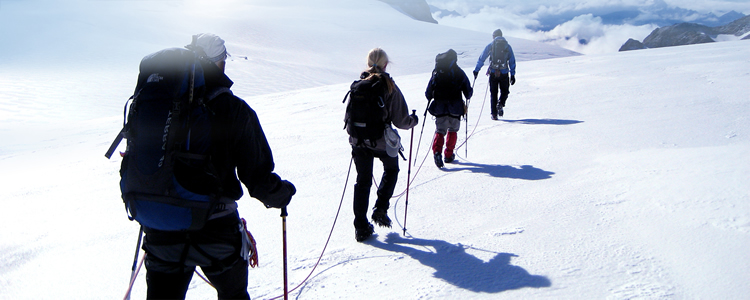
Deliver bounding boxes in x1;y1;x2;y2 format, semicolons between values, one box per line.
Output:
430;49;461;100
105;47;227;231
490;37;510;71
343;76;388;147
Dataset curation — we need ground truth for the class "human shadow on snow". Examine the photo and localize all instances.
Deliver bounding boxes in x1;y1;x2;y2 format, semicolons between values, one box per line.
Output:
445;162;554;180
367;233;551;293
499;118;583;125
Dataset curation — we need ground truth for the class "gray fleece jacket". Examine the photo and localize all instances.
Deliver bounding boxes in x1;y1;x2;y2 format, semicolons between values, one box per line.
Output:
346;72;418;152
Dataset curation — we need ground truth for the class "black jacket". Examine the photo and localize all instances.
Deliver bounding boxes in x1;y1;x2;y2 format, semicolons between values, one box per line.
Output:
425;66;473;117
202;61;294;208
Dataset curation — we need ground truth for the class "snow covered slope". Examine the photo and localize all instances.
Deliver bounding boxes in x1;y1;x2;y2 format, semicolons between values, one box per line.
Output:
1;0;748;299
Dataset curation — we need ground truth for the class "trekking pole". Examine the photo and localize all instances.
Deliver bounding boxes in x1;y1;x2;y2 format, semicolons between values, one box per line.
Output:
124;226;144;300
413;100;431;167
281;206;289;300
403;110;416;236
466;77;477;157
465;99;469;158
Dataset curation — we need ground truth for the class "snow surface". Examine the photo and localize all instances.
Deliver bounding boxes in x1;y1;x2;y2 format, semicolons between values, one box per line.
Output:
1;0;749;299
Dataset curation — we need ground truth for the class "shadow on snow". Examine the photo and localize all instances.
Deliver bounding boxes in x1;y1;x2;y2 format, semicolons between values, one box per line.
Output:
367;233;551;293
445;162;554;180
499;118;583;125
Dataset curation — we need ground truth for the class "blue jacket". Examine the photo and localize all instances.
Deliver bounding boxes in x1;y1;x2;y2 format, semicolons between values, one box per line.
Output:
474;37;516;76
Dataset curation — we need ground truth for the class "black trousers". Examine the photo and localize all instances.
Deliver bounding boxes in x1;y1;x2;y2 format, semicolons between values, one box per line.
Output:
351;146;400;228
145;257;250;299
143;213;250;299
489;72;511;116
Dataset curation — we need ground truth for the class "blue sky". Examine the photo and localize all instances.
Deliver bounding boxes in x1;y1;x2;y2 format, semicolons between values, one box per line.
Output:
426;0;750;54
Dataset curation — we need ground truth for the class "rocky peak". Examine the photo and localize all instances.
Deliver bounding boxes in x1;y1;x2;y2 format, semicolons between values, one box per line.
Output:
620;14;750;51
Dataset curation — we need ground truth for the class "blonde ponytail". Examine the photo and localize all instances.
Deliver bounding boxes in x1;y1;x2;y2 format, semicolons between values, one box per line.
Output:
364;48;395;94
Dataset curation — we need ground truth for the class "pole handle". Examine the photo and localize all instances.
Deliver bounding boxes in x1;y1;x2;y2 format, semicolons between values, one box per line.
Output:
281;206;288;217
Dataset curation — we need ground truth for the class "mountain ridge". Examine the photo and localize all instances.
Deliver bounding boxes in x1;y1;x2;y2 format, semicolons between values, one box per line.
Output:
619;15;750;51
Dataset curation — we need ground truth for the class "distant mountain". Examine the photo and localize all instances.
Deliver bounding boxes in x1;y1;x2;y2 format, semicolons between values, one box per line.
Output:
428;0;745;31
642;9;748;28
596;7;746;28
428;5;461;18
619;38;647;51
642;23;716;47
715;15;750;37
379;0;437;24
619;15;750;51
716;11;747;26
581;7;747;29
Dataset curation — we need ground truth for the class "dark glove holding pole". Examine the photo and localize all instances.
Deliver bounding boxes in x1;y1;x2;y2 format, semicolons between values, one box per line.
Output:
510;75;516;85
264;180;296;209
473;70;479;79
411;110;418;124
281;180;296;207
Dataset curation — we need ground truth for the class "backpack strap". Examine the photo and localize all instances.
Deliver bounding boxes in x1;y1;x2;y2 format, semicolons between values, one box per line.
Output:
342;90;352;131
206;87;232;102
429;69;438;100
208;198;238;220
104;96;135;159
104;128;126;159
342;90;351;103
174;152;208;161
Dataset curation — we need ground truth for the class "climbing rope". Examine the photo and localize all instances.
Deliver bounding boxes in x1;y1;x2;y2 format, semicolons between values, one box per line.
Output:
267;157;353;299
125;82;490;299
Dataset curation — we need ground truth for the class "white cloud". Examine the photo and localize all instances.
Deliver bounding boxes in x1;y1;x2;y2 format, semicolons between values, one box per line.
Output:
435;6;540;34
428;0;750;15
662;0;750;14
428;0;749;54
529;14;658;54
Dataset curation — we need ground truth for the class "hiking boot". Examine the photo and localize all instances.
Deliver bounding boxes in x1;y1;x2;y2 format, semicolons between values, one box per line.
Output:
433;152;444;168
355;223;374;242
491;114;498;120
444;153;455;163
371;208;391;228
498;107;504;117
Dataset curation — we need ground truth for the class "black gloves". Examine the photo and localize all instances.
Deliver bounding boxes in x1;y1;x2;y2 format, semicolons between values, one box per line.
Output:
510;75;516;85
411;113;419;124
279;180;296;207
472;70;479;79
263;180;296;209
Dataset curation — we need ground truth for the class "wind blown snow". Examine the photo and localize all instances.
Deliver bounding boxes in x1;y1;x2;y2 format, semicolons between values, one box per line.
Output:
1;1;748;299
